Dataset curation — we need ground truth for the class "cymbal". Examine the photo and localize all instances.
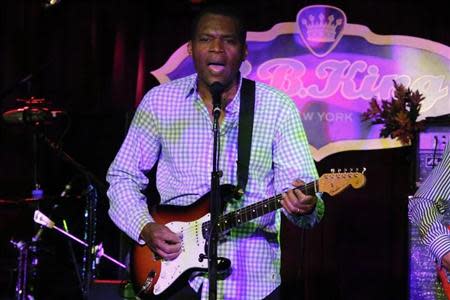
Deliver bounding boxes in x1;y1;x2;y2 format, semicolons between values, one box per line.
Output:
0;194;85;206
0;199;18;206
2;106;66;124
0;195;62;207
0;197;41;207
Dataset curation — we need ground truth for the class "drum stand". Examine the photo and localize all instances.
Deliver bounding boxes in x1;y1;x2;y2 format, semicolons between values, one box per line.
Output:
9;101;47;300
33;210;127;298
10;239;38;300
5;99;120;299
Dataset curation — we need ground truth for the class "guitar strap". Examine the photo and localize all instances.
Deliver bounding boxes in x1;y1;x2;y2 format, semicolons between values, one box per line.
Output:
237;78;255;196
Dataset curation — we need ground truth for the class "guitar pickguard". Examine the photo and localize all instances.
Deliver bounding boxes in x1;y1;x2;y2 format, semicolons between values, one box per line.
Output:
152;214;210;295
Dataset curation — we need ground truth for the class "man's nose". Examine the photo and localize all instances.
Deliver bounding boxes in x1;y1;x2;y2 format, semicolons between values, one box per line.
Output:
209;39;224;52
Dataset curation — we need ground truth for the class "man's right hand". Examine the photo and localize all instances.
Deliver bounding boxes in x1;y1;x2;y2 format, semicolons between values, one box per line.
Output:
443;252;450;271
140;222;182;260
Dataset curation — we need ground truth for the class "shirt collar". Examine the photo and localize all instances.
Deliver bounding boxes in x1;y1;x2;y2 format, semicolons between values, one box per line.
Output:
185;73;243;116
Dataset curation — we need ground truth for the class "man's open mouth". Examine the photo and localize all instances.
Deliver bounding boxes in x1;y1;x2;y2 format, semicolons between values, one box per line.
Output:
208;62;225;73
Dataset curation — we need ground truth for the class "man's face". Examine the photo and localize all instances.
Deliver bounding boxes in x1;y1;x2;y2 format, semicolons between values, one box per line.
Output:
188;13;247;93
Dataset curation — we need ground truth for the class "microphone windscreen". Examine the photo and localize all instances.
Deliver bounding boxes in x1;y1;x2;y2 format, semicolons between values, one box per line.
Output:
210;82;225;96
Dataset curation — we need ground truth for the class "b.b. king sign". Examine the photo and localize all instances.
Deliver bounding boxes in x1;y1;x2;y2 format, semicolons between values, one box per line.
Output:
151;5;450;161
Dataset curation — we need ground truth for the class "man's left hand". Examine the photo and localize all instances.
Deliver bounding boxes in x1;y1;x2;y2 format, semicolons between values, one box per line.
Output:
281;179;317;215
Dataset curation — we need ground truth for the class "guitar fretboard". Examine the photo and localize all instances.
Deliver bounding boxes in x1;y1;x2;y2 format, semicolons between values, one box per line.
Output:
202;180;318;235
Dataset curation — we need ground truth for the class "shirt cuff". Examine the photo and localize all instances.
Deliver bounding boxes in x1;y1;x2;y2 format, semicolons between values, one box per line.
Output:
429;234;450;267
133;212;155;245
289;194;324;228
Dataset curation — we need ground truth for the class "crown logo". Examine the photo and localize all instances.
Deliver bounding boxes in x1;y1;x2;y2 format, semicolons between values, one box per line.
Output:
297;5;347;57
301;13;343;43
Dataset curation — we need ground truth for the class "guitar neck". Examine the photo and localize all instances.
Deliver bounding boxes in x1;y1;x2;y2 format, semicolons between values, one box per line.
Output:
201;170;366;235
206;180;318;233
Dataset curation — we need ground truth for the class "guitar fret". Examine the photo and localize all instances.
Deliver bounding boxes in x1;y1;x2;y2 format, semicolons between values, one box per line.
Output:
270;198;276;211
251;207;257;219
220;216;229;232
223;217;229;231
219;219;226;232
237;210;242;224
242;210;247;223
257;204;264;216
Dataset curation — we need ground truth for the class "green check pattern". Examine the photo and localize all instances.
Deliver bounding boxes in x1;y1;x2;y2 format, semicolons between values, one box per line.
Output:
107;74;324;299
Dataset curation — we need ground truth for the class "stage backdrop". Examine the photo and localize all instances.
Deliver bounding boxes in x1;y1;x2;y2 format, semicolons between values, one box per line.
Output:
150;4;450;161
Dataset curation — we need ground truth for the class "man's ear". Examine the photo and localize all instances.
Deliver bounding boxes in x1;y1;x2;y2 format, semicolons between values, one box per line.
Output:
187;41;193;56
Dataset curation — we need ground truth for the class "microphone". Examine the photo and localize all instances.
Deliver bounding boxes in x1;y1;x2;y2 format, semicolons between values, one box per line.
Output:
209;82;224;118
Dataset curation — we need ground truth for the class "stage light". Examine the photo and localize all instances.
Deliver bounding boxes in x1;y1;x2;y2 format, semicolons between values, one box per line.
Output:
43;0;61;8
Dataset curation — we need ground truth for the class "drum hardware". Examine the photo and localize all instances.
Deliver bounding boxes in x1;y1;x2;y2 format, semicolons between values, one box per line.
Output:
33;209;126;275
9;239;39;300
3;97;63;300
38;131;109;299
3;97;109;299
8;195;61;300
2;97;67;201
2;98;66;125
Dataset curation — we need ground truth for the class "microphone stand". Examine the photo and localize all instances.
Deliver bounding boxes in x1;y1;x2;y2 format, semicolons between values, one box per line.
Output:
208;83;224;300
38;133;107;299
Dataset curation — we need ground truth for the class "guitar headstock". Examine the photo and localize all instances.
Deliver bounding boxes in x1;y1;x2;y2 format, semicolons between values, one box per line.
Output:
318;168;366;196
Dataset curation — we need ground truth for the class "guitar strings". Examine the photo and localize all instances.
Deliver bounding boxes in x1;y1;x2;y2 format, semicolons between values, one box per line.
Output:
174;180;317;237
216;180;316;227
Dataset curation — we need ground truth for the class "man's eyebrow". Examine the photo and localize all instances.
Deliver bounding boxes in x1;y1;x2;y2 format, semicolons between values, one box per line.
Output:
197;32;238;38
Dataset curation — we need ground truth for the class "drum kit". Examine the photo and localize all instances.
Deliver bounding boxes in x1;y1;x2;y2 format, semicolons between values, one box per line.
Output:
1;98;126;300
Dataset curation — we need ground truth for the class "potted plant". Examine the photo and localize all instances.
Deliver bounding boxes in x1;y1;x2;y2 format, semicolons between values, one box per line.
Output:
362;81;426;146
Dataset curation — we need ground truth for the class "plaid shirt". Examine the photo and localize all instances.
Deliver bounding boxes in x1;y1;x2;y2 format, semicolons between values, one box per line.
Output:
409;143;450;266
107;74;324;299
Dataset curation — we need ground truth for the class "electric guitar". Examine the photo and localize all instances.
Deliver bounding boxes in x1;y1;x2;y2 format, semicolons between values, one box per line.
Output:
437;227;450;300
132;169;366;297
437;265;450;300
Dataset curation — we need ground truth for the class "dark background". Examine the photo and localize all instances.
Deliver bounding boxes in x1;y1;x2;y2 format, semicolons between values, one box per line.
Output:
0;0;448;299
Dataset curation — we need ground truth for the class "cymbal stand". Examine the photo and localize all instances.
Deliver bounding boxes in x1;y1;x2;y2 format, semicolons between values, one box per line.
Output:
10;101;47;300
30;122;44;200
10;239;38;300
22;97;45;200
81;183;98;299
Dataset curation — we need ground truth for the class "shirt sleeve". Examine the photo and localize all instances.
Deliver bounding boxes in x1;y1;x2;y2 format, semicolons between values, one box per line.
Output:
106;91;160;243
272;95;324;228
409;143;450;266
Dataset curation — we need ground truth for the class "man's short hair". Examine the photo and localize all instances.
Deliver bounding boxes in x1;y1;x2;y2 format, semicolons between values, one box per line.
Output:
190;4;247;45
